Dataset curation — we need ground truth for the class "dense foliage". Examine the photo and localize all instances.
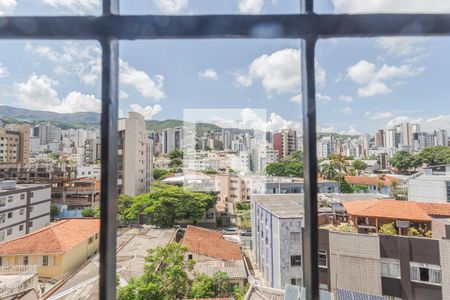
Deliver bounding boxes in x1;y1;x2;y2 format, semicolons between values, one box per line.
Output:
265;150;304;177
416;146;450;166
118;184;216;227
118;243;245;300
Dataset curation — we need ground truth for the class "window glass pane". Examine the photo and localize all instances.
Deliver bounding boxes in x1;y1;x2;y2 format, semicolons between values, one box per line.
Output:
0;40;101;297
1;0;101;16
315;0;450;14
120;0;299;15
117;39;304;297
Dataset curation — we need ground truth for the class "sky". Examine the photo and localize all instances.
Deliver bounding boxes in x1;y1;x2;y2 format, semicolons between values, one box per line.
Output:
0;0;450;136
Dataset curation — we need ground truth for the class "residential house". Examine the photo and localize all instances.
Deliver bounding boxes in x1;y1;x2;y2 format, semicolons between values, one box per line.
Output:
344;175;400;195
0;219;100;279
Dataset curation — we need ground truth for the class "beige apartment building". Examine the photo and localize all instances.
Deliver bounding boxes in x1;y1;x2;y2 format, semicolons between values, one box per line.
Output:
118;112;153;196
0;124;31;166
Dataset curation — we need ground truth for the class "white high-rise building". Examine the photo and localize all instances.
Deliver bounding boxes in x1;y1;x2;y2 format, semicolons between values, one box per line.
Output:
436;129;448;147
118;112;153;196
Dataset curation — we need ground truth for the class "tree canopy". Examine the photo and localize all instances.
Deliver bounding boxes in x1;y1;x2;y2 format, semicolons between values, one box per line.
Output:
118;183;216;227
265;150;304;177
389;151;421;174
416;146;450;166
351;160;368;175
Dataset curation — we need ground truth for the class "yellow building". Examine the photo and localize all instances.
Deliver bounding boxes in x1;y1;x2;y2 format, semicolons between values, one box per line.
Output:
0;219;100;279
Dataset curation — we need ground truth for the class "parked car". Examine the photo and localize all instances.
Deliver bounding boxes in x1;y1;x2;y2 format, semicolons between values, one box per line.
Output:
222;227;238;235
240;230;252;236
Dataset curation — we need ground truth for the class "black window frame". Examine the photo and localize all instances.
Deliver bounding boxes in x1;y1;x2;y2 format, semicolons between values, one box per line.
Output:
291;254;302;266
1;1;450;299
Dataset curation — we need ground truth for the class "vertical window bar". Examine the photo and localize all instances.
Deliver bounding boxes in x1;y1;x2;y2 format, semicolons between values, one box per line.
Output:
301;36;319;300
100;1;119;299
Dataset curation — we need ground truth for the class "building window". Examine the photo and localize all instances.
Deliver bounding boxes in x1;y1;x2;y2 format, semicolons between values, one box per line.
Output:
89;237;94;244
381;258;401;279
7;212;12;219
19;224;24;231
0;197;5;207
7;196;13;203
410;262;441;285
30;206;33;213
19;209;24;215
290;278;302;286
6;228;12;236
318;250;327;268
30;192;34;198
188;254;193;260
43;255;49;266
290;232;301;242
20;194;25;200
0;231;4;242
291;255;302;266
23;256;28;265
446;181;450;203
28;221;33;228
0;214;5;224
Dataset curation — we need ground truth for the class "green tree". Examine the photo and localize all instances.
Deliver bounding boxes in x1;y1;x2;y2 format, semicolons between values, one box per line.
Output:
153;168;170;180
416;146;450;166
351;160;368;175
389;151;420;174
169;157;183;168
168;148;183;160
319;162;338;180
50;204;59;220
119;184;215;227
339;179;353;193
190;274;215;298
282;150;303;162
81;208;95;217
211;271;229;297
330;154;348;185
118;243;193;300
266;162;286;176
379;222;397;235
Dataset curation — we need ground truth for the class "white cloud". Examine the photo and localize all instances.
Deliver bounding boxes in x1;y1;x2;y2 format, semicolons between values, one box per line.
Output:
0;0;16;15
316;93;331;102
0;63;9;78
130;104;162;120
234;71;253;87
346;60;424;97
237;0;263;14
198;68;219;80
120;60;165;101
56;91;101;113
12;73;100;113
209;108;301;133
290;94;302;104
338;95;353;102
332;0;450;13
40;0;100;14
318;126;336;133
26;42;101;86
385;115;450;132
119;91;129;100
153;0;188;14
365;111;394;120
341;126;360;135
242;48;326;95
375;37;427;58
340;107;352;115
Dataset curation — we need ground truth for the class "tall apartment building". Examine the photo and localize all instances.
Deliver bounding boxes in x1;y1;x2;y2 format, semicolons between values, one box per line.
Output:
273;130;297;159
0;124;31;166
0;181;51;243
375;129;385;147
435;129;449;146
118;112;153;196
34;123;61;145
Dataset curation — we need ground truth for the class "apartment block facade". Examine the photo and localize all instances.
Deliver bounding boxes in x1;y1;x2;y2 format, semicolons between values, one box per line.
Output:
0;181;51;243
118;112;153;196
0;124;31;166
409;165;450;203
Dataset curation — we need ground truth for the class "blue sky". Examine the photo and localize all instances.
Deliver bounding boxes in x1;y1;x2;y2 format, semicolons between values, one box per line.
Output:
0;0;450;135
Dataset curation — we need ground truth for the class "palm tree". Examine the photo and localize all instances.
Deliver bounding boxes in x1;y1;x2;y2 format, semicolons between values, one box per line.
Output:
376;174;386;193
319;163;338;180
330;154;348;185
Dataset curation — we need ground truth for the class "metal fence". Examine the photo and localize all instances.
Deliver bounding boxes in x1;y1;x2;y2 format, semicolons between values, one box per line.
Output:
1;0;450;299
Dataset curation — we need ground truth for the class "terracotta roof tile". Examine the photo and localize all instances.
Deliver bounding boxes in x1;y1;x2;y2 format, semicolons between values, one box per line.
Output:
345;176;399;187
344;200;450;222
0;219;100;255
182;226;242;261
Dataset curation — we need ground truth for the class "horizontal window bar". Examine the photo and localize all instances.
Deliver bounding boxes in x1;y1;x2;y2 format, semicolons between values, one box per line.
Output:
1;14;450;39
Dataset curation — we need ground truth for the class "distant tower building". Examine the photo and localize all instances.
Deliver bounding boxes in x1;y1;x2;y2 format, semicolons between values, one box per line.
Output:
375;129;385;147
118;112;153;196
0;124;31;166
281;129;297;158
273;133;282;159
435;129;448;146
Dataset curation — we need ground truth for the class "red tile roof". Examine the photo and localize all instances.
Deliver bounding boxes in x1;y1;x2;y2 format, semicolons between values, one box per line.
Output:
0;219;100;255
181;226;242;261
345;175;400;187
344;200;450;222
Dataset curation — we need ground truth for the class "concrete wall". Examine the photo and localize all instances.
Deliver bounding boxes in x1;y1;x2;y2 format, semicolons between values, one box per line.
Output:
440;239;450;300
329;231;382;295
278;218;303;290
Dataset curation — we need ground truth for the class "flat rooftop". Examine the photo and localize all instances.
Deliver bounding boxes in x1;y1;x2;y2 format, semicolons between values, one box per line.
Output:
252;194;304;219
